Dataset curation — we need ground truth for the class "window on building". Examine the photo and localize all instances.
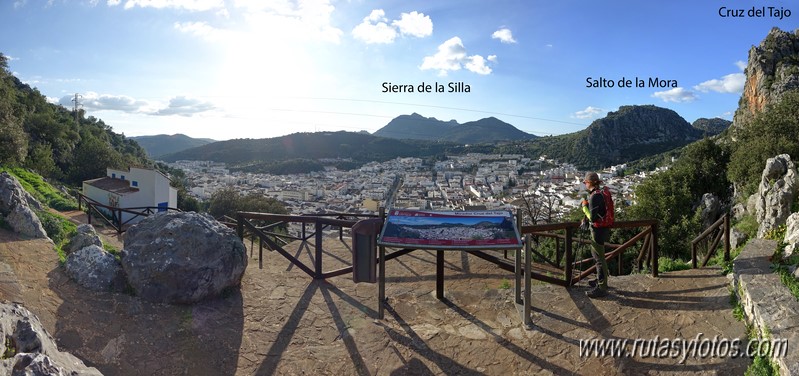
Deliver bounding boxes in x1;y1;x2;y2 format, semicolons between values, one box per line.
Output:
132;181;138;187
121;175;125;180
112;173;116;178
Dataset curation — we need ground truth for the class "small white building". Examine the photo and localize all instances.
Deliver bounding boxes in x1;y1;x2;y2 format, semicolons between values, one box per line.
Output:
82;167;178;224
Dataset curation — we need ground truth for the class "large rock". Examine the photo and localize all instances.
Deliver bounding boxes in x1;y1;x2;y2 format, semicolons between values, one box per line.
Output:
65;224;103;255
733;28;799;128
121;212;247;304
783;212;799;258
0;172;48;239
755;154;798;238
730;228;748;250
0;302;102;375
697;193;721;229
65;245;126;292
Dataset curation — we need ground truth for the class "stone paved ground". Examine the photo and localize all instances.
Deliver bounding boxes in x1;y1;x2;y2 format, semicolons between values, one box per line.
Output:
0;228;749;375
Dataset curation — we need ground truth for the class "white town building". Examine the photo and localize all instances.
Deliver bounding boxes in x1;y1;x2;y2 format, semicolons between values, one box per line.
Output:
82;167;178;224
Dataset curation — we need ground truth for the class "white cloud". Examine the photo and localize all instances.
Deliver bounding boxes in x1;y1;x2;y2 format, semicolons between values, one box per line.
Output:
13;0;27;9
60;92;152;113
352;9;433;44
352;9;397;44
487;55;497;63
174;21;224;41
233;0;342;44
420;37;494;76
693;73;745;94
491;28;516;44
153;96;216;116
652;87;697;103
392;11;432;38
107;0;121;5
121;0;224;11
57;92;216;116
572;106;605;119
735;60;747;71
464;55;491;75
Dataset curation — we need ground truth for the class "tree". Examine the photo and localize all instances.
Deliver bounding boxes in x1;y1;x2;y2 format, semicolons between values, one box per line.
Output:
728;91;799;196
68;138;123;183
208;187;287;220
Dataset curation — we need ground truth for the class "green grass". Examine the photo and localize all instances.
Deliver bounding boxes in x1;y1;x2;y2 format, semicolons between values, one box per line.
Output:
36;210;77;263
1;167;78;211
657;257;691;273
735;214;759;240
499;279;511;289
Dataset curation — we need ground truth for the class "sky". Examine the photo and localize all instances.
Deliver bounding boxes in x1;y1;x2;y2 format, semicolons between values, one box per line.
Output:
2;0;797;141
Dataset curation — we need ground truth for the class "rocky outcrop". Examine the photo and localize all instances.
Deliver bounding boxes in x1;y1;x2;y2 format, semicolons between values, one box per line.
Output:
64;224;103;255
754;154;798;238
0;302;103;375
121;212;247;304
697;193;721;229
783;212;799;257
733;28;799;128
65;245;126;292
0;172;47;239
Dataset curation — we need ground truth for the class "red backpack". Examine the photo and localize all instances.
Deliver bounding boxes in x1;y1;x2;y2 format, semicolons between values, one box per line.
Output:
593;186;615;228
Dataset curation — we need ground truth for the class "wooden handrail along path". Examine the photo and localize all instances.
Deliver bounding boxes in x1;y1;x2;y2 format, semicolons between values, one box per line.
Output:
520;219;660;286
76;193;181;234
691;213;731;268
235;211;660;284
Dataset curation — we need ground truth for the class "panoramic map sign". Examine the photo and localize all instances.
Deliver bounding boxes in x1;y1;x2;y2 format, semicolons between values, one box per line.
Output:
378;210;522;250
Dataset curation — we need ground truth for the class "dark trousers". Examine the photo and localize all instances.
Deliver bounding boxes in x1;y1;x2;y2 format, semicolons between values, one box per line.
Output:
590;227;610;289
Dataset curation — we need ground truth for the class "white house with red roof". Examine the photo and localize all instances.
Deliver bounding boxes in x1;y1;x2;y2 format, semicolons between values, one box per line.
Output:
82;167;177;224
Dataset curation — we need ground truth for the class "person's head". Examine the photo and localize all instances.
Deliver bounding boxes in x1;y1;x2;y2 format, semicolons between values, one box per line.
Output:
583;172;602;189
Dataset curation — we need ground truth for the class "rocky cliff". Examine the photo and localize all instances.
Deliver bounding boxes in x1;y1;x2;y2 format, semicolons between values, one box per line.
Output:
733;28;799;128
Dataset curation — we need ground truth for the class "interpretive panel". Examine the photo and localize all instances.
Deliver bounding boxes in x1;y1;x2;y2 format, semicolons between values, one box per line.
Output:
378;210;521;250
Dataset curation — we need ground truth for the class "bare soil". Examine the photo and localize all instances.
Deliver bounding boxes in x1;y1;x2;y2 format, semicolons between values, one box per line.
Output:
0;224;749;375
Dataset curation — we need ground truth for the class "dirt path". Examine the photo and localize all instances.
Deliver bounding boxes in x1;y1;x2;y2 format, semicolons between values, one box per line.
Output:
0;228;748;375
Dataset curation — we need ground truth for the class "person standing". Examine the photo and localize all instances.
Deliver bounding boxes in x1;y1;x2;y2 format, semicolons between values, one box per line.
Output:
580;172;611;298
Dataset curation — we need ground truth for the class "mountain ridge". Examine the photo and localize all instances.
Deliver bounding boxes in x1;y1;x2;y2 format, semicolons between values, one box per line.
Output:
374;113;536;143
131;134;216;158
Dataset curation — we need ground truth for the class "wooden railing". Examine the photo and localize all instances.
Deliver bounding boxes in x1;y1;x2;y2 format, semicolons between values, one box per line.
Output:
76;193;181;233
691;213;730;268
235;211;380;277
519;219;660;286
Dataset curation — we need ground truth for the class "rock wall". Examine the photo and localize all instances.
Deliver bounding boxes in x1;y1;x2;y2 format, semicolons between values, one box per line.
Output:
733;28;799;128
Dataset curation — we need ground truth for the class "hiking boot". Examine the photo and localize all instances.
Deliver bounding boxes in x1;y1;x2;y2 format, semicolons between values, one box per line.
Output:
587;279;607;288
586;287;608;298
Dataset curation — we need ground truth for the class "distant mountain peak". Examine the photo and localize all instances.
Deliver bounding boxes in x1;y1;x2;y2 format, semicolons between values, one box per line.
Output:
374;113;535;144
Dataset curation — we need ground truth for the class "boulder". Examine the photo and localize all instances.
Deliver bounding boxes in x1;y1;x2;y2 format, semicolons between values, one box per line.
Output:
65;224;103;255
730;228;748;250
783;213;799;258
65;245;126;292
0;172;48;239
697;193;721;229
0;302;103;375
121;212;247;304
6;204;48;239
732;203;746;221
755;154;798;238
